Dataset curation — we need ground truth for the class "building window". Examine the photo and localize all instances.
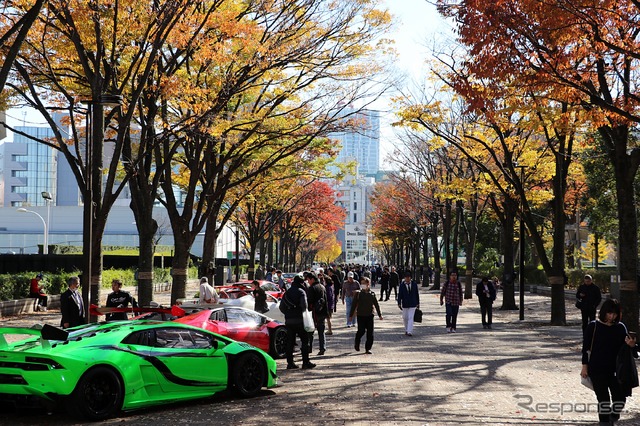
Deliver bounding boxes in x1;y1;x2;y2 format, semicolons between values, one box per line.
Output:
354;202;357;211
353;213;357;222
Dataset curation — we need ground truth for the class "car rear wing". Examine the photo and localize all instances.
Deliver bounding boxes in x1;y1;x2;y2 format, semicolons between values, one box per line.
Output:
89;304;186;318
0;323;69;350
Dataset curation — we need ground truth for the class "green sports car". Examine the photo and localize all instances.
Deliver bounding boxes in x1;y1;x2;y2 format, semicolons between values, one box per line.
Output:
0;321;278;420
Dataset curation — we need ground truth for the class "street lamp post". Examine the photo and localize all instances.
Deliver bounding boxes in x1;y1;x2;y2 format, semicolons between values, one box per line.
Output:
81;94;122;323
41;191;52;254
17;208;47;254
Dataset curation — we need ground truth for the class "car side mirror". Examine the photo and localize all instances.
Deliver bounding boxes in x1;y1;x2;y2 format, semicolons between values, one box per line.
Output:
209;340;220;352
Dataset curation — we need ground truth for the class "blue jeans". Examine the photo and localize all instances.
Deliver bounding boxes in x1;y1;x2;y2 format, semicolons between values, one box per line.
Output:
445;303;460;329
345;296;354;326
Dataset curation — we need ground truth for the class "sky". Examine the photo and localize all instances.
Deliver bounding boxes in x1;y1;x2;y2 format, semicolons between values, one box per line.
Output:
377;0;453;164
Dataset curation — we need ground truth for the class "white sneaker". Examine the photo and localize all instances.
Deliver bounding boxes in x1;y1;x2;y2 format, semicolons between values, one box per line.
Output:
42;307;47;312
451;328;457;333
447;328;452;333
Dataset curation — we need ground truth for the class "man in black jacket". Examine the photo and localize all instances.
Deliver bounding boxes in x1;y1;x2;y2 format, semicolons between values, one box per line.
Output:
105;279;137;320
60;276;85;329
576;274;602;332
280;275;315;369
307;272;328;355
388;266;400;301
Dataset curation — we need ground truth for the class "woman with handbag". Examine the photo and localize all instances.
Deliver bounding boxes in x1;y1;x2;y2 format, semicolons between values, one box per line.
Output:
581;299;637;425
398;270;419;336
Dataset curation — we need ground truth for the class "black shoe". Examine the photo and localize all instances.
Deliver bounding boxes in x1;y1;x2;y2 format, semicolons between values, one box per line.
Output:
317;350;325;356
286;364;299;370
365;350;373;354
302;362;316;369
487;324;492;329
355;342;360;351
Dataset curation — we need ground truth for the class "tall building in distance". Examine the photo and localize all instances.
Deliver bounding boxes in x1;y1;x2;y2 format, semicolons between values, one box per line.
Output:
331;108;380;264
333;109;380;177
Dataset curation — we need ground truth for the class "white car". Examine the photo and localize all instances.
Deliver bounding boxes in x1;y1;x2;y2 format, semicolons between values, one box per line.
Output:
179;293;284;323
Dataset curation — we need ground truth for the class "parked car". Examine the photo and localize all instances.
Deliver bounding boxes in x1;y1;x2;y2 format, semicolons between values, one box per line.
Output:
173;306;288;358
0;321;278;420
226;280;285;299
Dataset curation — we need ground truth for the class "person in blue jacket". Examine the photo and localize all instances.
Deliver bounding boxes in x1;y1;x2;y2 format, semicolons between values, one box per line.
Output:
397;270;419;336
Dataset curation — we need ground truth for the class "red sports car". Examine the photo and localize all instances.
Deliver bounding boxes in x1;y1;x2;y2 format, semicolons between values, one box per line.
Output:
173;306;288;358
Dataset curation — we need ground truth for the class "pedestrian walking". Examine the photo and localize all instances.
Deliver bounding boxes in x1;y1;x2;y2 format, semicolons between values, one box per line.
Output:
307;272;328;355
341;272;360;327
440;270;463;333
388;266;399;301
280;275;315;370
349;277;383;354
581;299;637;425
475;276;496;329
378;266;390;301
576;274;602;332
29;273;48;311
319;270;335;335
398;271;419;336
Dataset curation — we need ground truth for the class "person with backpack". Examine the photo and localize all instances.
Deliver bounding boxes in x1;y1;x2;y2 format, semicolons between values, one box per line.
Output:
279;275;316;370
307;271;328;355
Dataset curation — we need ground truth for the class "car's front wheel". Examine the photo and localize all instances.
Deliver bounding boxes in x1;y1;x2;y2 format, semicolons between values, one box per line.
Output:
232;352;265;397
68;366;124;420
270;326;288;358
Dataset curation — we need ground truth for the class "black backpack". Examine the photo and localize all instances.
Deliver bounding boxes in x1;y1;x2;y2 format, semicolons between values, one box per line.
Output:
279;292;298;314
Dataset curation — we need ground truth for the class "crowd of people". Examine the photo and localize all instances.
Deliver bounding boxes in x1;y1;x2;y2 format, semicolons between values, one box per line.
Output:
28;265;639;425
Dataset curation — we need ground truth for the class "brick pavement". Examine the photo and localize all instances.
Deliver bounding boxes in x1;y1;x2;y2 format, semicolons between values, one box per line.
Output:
1;284;639;425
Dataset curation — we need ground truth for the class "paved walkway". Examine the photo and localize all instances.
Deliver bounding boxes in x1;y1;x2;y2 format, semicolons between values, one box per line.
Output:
2;284;639;425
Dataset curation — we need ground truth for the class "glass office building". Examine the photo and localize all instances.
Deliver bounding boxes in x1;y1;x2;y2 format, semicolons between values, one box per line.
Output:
2;125;58;207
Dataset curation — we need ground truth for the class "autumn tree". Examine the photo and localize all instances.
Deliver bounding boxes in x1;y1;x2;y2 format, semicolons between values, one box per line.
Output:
437;0;640;330
0;0;45;98
145;0;393;304
2;0;195;313
275;180;344;270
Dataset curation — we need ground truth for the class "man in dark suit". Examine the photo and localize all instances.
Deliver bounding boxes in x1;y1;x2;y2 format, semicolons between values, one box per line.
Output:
60;276;85;328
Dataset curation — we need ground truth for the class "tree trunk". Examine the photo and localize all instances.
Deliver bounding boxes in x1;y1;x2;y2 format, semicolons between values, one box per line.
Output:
421;228;429;287
431;228;442;291
443;202;453;273
201;215;218;283
128;174;159;308
610;132;639;333
500;210;517;310
136;229;156;307
170;228;194;305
